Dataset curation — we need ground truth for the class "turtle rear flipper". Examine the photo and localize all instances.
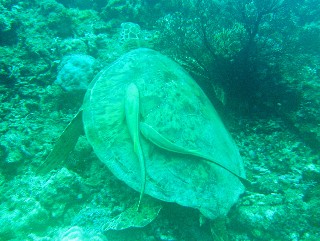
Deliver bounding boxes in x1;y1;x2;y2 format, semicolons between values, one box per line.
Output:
37;110;84;174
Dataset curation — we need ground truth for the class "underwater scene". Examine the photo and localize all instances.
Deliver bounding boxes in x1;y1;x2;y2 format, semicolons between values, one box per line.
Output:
0;0;319;240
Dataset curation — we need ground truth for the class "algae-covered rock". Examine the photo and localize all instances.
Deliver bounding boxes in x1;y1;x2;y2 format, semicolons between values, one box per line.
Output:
58;226;107;241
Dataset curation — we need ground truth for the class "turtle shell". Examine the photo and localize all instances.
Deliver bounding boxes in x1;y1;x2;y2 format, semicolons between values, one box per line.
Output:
82;48;245;219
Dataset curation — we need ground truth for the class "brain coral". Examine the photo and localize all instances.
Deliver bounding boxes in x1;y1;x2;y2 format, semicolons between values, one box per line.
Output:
55;54;98;92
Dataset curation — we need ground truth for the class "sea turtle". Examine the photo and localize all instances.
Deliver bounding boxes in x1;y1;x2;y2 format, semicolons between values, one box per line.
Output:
40;48;246;220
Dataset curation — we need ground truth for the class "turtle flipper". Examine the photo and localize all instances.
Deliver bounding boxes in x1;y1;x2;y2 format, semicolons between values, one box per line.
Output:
37;110;84;174
125;83;146;211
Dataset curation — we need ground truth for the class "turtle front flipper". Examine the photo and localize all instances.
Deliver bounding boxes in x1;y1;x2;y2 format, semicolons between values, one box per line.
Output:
37;110;84;174
125;83;146;211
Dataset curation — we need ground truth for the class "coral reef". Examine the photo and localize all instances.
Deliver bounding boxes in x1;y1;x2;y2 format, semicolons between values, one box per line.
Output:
59;226;107;241
0;0;319;240
55;54;98;92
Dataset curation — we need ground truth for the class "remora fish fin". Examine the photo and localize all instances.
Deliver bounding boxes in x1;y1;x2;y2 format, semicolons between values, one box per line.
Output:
125;83;146;211
140;122;250;186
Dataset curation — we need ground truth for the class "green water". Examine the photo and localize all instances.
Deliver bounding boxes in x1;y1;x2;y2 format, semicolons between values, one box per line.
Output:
0;0;319;240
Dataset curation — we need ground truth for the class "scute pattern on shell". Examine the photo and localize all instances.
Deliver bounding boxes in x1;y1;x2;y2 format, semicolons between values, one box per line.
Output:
82;48;245;219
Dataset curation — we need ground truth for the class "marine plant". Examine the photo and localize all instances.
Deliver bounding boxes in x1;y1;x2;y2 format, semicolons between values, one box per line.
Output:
155;0;292;110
